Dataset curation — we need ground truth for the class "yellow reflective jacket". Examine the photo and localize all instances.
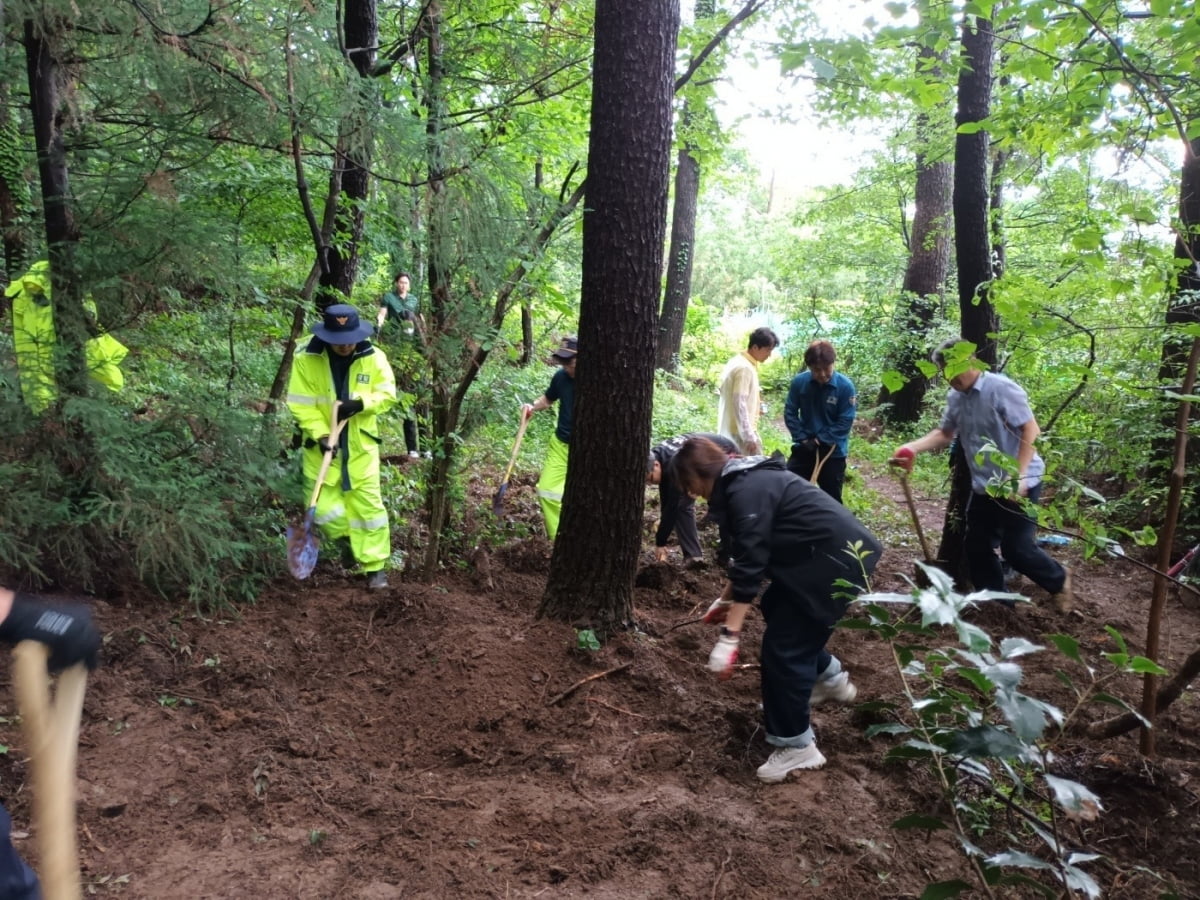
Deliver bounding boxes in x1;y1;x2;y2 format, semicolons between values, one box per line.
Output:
286;339;397;489
5;260;129;412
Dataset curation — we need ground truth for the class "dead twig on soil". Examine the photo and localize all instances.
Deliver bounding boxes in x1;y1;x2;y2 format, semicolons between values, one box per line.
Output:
81;820;108;854
586;697;647;718
712;848;732;900
666;615;704;634
546;662;632;706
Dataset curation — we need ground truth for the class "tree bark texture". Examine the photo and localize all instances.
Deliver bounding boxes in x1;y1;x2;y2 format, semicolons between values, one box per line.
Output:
540;0;680;633
24;14;88;398
953;15;997;368
656;145;699;372
878;39;953;425
318;0;378;307
938;13;997;578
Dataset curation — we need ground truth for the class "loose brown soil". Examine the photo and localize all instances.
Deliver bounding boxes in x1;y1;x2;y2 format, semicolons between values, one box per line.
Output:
3;463;1200;899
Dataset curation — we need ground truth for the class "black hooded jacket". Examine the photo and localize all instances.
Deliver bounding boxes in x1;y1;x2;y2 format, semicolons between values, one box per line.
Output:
709;455;882;624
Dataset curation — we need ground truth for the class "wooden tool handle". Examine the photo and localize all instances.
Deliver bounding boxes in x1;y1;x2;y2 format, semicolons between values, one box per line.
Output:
304;402;346;510
13;642;87;900
500;413;531;484
900;473;934;563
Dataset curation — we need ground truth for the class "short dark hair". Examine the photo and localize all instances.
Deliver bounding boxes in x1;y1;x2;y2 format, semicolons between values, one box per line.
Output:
394;271;411;283
804;340;836;368
748;327;779;350
671;437;730;498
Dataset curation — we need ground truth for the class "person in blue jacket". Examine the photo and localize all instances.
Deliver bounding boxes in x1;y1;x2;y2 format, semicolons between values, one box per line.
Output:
672;437;881;783
783;340;857;504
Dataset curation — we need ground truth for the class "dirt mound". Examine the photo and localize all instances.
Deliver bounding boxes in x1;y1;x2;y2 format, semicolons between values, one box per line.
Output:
1;465;1198;898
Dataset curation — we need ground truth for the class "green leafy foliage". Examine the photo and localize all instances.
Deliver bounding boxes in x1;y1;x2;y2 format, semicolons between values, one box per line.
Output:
854;571;1179;897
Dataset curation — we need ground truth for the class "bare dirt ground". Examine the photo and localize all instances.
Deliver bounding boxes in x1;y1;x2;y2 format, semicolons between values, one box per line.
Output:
3;461;1200;899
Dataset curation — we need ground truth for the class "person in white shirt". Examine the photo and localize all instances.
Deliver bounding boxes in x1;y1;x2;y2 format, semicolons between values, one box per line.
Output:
717;327;779;455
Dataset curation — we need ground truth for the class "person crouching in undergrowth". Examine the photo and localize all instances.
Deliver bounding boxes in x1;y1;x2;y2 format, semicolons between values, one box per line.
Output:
671;436;882;783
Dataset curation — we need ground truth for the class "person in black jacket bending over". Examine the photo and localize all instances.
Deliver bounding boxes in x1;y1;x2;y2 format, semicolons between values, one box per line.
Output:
672;437;882;783
646;433;738;564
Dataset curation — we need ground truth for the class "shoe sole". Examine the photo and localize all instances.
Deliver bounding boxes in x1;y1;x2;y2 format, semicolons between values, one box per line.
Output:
757;752;827;783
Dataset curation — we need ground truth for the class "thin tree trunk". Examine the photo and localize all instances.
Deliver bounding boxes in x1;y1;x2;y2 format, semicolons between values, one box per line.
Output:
656;144;699;372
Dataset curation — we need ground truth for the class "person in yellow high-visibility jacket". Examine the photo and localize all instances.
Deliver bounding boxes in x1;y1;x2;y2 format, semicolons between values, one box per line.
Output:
4;260;128;413
287;303;397;590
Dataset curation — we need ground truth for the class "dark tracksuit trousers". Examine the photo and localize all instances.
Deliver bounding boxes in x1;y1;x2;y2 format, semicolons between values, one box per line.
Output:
965;485;1066;595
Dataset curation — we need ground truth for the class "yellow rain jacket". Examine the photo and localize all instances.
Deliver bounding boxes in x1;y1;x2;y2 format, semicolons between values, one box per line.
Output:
5;261;129;412
287;339;397;572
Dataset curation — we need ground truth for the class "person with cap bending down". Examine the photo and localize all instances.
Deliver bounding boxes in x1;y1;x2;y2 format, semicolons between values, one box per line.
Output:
647;433;738;564
287;304;397;589
521;336;577;540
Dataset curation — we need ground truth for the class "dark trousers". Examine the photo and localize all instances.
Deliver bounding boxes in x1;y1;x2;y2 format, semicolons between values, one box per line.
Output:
759;582;835;744
786;446;848;504
0;806;39;900
672;495;702;559
402;417;418;454
965;487;1066;594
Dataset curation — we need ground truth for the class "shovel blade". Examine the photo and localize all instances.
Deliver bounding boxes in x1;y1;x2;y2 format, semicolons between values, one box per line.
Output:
286;508;320;579
491;481;509;516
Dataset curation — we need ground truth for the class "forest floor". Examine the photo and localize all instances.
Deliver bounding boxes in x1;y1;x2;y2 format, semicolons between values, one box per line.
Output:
3;456;1200;899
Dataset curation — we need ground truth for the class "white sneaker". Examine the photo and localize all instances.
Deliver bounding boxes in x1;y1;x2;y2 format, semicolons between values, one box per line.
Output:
810;671;857;706
756;744;826;783
407;450;420;459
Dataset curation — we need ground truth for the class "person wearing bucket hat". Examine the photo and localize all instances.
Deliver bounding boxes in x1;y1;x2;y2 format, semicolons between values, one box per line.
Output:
287;303;397;589
520;336;577;539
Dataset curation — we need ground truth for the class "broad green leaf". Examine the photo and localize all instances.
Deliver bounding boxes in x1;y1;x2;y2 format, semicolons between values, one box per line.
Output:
866;722;912;737
1091;693;1151;729
1128;656;1169;676
998;637;1043;660
948;724;1026;758
1045;634;1090;671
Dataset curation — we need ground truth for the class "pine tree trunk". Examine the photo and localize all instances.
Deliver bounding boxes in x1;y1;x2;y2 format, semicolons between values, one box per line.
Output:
539;0;680;634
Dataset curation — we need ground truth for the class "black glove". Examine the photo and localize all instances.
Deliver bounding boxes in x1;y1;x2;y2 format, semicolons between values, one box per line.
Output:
799;437;819;453
318;435;339;456
0;593;101;671
337;398;364;422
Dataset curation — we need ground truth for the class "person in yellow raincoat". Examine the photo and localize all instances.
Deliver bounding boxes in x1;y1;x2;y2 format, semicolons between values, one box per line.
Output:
4;260;128;412
287;303;397;590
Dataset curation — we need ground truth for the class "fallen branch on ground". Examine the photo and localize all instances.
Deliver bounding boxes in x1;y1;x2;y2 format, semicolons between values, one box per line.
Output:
546;662;632;706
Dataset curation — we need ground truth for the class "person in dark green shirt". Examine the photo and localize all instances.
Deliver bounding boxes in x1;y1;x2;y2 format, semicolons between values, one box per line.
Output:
375;271;425;457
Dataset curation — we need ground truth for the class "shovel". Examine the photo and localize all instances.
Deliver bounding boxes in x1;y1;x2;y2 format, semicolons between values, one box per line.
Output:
491;412;530;515
12;642;88;900
286;402;344;579
897;469;941;576
811;442;836;483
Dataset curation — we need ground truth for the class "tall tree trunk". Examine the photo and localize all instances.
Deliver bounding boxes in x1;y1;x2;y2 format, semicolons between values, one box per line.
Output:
937;12;997;582
422;1;453;580
656;143;699;372
953;15;998;366
878;28;953;425
539;0;680;633
24;14;87;398
317;0;378;308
